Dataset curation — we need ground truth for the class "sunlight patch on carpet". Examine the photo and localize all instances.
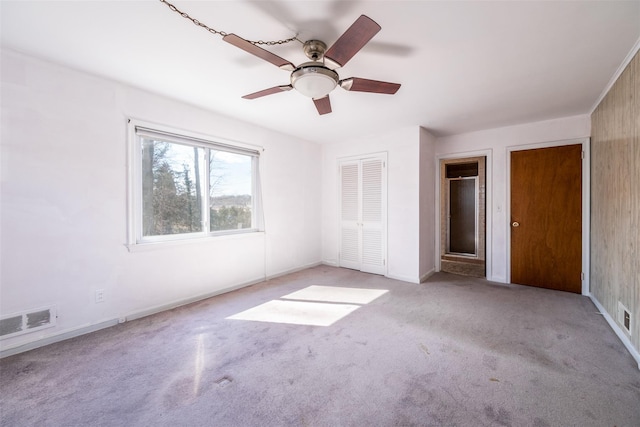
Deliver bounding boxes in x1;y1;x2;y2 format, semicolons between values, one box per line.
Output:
227;300;360;326
281;285;388;304
193;334;205;396
227;286;389;326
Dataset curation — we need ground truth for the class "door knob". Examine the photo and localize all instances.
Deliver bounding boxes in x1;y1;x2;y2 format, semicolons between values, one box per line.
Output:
512;221;520;228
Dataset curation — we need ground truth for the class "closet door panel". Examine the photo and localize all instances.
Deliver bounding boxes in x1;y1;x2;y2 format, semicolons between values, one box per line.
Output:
361;158;385;274
339;161;361;270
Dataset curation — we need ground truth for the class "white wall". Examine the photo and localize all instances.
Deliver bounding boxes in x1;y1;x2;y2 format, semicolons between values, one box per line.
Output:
0;49;321;354
0;47;594;356
321;126;424;283
435;115;591;282
419;127;437;281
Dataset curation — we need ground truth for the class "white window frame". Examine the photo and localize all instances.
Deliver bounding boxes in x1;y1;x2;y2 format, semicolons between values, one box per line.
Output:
126;119;262;248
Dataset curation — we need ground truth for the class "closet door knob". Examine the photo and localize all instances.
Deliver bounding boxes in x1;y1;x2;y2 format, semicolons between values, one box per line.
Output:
512;221;520;228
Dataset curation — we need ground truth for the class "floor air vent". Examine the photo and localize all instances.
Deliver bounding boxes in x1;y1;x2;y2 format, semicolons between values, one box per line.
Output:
0;307;56;339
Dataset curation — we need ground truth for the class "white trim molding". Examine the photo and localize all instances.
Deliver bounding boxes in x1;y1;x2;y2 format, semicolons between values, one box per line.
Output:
590;35;640;114
590;295;640;370
435;149;493;281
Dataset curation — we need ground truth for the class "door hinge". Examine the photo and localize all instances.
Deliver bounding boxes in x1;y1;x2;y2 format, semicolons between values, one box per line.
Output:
581;151;585;160
383;259;386;266
581;272;585;281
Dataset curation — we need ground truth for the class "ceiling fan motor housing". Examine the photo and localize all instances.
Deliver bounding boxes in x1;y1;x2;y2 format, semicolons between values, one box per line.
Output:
303;40;327;61
290;62;339;99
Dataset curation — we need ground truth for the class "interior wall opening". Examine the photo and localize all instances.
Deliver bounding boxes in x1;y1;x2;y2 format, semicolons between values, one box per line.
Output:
440;157;486;278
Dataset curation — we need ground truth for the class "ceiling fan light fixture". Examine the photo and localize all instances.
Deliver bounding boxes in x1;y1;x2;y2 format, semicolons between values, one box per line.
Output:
291;63;339;99
221;14;400;114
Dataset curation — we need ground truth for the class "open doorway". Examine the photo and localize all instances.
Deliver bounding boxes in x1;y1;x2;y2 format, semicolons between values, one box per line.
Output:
440;157;486;277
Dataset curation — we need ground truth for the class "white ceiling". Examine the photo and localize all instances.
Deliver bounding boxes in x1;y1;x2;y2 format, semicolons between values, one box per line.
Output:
2;1;639;144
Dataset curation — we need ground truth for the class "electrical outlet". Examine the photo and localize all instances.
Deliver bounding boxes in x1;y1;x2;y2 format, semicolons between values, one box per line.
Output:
95;289;105;303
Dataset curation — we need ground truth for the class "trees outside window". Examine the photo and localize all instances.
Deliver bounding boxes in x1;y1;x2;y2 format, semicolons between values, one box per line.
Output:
132;125;259;243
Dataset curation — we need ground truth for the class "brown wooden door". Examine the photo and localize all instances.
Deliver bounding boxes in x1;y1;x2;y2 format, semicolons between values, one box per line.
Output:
510;144;582;293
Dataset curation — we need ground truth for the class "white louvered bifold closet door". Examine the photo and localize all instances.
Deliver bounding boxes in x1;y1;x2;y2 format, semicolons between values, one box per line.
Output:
361;158;385;274
339;161;361;270
339;155;386;275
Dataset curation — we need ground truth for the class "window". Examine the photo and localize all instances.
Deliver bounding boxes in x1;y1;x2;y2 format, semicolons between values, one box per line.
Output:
129;122;261;245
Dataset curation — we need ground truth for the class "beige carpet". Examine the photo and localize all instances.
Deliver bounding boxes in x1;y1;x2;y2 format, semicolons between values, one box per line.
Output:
1;266;639;426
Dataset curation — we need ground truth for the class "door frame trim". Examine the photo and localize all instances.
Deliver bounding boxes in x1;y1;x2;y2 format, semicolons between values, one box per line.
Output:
435;149;493;280
506;138;590;295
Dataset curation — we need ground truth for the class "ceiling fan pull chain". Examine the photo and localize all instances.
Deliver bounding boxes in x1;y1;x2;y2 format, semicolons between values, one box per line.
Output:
159;0;299;46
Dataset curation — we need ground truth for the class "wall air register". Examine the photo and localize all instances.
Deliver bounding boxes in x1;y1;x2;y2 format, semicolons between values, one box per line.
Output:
0;306;56;339
617;301;632;335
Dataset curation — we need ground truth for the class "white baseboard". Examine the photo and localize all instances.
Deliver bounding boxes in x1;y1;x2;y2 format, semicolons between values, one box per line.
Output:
1;261;329;358
488;274;508;284
420;269;436;283
589;294;640;370
386;273;420;284
125;278;265;323
0;319;119;358
322;260;338;267
266;261;322;281
1;275;266;359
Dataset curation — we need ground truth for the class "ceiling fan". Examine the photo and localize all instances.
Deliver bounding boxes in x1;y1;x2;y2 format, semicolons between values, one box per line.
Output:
223;15;401;115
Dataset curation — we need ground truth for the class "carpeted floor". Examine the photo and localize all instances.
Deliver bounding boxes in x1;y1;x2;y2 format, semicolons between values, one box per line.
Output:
1;266;639;426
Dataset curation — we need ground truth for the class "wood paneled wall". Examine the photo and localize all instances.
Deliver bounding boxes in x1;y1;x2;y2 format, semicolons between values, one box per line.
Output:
591;49;640;353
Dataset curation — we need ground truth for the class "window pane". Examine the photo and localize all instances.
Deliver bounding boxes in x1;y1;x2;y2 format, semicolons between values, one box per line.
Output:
446;162;478;178
209;150;253;232
141;139;204;236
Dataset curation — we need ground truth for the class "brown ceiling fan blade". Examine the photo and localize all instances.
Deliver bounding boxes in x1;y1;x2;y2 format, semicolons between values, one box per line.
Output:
324;15;381;67
223;34;295;71
242;85;293;100
313;96;332;115
340;77;401;94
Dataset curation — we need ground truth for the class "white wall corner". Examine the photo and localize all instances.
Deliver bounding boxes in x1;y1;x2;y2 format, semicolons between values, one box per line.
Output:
265;261;323;281
420;269;436;283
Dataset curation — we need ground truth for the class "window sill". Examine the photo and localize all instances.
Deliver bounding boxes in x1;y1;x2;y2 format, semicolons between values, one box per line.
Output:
125;230;265;253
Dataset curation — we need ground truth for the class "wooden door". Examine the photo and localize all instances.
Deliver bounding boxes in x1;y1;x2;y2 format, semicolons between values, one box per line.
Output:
510;144;582;293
